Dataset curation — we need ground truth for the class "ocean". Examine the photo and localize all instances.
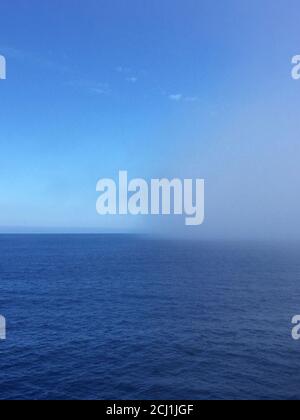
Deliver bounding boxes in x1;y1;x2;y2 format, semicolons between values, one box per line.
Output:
0;235;299;400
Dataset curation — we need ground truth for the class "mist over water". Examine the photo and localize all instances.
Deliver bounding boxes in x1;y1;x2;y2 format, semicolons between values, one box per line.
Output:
1;0;300;402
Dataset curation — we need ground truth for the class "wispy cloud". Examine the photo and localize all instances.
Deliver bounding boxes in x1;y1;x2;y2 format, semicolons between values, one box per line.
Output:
126;76;138;83
184;96;199;102
169;93;199;103
169;94;183;101
116;66;138;84
115;66;132;74
66;80;110;96
0;46;69;74
1;46;110;97
1;48;200;103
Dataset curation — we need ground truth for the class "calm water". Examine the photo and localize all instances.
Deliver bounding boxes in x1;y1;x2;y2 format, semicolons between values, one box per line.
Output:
0;235;300;400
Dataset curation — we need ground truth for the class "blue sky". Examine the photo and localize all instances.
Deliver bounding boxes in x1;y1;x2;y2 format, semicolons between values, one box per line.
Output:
1;0;300;237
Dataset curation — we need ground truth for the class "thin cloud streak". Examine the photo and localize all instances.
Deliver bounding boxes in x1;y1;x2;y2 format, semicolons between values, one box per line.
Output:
2;47;200;103
169;94;199;102
66;80;110;96
169;94;183;101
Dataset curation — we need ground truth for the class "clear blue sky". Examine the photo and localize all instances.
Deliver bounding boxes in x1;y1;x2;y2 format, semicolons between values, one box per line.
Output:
0;0;300;238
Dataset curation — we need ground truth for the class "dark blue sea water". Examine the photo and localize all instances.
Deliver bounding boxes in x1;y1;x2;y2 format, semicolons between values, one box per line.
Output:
0;235;300;400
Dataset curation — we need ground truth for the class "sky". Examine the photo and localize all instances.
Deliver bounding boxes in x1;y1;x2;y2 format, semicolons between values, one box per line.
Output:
0;0;300;238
